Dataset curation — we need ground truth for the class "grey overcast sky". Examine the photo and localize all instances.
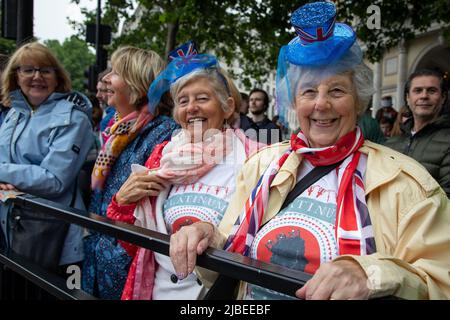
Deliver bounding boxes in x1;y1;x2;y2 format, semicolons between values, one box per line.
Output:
34;0;98;42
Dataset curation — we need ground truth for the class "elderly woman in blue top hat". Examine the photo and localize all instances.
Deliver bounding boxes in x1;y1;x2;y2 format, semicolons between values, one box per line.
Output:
169;1;450;300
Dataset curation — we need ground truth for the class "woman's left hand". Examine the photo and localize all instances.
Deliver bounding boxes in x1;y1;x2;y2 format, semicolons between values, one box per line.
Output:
0;183;18;191
296;260;370;300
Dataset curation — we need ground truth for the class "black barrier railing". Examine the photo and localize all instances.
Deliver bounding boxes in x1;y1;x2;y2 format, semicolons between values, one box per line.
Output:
4;194;401;300
0;250;96;300
7;194;311;298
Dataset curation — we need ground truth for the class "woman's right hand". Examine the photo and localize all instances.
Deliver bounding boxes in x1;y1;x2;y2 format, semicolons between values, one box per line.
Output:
115;170;168;205
169;221;215;280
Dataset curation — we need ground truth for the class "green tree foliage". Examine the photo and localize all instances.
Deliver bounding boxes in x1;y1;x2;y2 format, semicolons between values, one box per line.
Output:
338;0;450;62
70;0;302;89
0;3;17;55
0;38;16;55
45;36;95;92
70;0;450;89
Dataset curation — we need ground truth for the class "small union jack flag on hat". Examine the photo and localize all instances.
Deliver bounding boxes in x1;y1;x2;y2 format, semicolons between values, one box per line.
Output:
168;40;198;62
291;1;336;46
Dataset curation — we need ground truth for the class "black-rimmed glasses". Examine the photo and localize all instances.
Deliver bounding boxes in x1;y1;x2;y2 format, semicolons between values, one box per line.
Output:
17;65;56;78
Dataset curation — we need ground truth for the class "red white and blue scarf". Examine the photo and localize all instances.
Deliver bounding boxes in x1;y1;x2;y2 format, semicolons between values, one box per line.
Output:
224;127;376;257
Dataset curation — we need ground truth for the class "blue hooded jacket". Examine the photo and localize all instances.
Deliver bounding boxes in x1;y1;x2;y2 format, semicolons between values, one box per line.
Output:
0;90;94;265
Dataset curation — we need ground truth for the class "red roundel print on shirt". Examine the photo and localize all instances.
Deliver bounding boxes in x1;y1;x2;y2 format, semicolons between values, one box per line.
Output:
251;201;338;274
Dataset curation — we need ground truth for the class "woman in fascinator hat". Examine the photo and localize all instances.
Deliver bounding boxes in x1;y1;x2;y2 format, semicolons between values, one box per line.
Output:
107;42;263;300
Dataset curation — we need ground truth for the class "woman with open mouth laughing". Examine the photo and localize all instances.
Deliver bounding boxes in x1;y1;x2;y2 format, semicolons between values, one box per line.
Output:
106;47;263;300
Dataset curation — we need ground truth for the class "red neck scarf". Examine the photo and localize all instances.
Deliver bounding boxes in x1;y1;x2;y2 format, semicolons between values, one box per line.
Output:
290;128;364;166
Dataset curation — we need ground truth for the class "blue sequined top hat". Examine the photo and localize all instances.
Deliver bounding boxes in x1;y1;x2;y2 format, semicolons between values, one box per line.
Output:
275;1;366;131
286;1;357;66
147;53;220;114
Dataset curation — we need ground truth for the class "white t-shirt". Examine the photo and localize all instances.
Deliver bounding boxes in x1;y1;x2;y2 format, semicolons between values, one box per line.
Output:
152;133;246;300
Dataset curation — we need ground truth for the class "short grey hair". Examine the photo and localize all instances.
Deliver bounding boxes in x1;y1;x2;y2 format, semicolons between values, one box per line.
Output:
352;62;374;114
170;68;232;123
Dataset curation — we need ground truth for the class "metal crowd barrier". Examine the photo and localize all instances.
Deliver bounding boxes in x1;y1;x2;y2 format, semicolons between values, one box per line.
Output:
1;194;401;300
0;250;94;300
1;194;310;300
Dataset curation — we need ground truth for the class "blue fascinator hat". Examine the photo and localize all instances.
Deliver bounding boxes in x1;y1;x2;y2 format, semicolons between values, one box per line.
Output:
147;41;220;114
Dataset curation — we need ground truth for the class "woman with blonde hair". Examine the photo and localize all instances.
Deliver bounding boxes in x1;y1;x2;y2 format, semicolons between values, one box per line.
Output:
0;42;93;269
0;53;10;126
82;46;178;299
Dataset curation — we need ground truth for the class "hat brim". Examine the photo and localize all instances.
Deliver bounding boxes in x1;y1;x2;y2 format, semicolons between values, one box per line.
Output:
286;23;356;66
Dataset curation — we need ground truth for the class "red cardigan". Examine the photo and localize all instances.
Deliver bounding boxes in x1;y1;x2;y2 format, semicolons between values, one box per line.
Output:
106;141;169;256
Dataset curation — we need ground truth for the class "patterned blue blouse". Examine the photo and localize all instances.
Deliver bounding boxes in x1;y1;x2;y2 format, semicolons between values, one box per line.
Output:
82;115;179;299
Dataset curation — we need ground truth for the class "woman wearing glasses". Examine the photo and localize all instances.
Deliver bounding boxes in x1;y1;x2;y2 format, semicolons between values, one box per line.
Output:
0;42;93;269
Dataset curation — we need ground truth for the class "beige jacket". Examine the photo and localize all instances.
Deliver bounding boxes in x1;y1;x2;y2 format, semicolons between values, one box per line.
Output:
203;141;450;300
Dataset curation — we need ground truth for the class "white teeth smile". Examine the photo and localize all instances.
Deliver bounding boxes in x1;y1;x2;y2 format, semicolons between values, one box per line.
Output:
313;119;335;124
188;118;206;123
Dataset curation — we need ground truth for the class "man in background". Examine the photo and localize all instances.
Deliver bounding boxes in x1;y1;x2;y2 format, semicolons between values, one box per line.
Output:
248;88;281;144
96;68;115;134
375;96;397;124
386;69;450;197
237;91;258;133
